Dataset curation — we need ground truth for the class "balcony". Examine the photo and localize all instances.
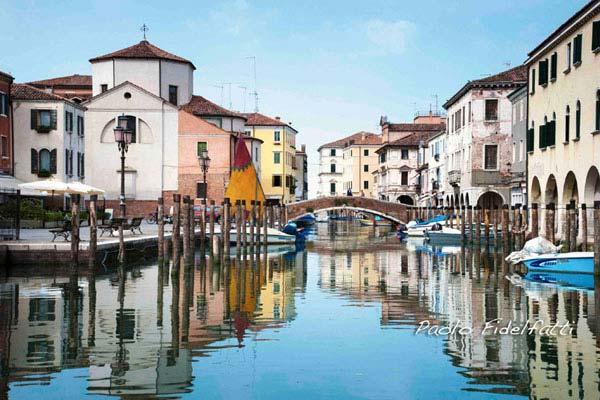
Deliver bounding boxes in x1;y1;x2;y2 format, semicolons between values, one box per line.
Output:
448;170;461;186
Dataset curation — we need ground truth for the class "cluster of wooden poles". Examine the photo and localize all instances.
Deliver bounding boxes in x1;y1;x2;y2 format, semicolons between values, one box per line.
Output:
409;201;600;274
155;195;289;264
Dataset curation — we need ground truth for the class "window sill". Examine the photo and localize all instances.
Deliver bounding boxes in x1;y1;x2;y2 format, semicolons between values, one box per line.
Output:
573;137;580;142
563;67;571;74
484;119;499;123
593;47;600;54
573;61;582;68
540;147;547;152
527;150;534;155
549;145;555;149
35;128;52;134
273;142;281;145
540;83;548;88
563;141;569;145
0;114;7;118
591;130;600;136
550;77;556;83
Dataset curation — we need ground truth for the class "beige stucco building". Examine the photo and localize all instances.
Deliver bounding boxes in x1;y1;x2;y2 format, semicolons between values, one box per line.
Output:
526;0;600;240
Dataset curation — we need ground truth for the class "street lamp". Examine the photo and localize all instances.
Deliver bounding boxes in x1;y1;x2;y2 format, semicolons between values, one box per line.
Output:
198;149;210;205
114;115;133;218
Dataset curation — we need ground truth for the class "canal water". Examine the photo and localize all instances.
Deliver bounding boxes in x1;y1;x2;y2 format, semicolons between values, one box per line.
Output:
1;221;599;399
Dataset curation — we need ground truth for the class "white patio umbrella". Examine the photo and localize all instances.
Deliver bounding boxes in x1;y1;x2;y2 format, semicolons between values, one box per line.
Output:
66;182;105;195
18;178;70;194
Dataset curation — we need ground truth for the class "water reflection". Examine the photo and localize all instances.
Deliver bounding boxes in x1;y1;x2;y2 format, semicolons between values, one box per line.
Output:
0;222;599;399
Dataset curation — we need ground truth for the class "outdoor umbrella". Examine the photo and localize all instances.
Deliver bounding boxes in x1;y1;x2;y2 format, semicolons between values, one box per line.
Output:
66;182;105;195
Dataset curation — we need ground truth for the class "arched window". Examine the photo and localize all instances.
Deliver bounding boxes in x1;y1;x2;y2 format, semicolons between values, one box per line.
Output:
576;100;581;139
39;149;51;172
596;90;600;131
565;105;570;142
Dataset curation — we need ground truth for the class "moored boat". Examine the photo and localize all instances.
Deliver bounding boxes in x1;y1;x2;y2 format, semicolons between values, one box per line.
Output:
521;252;594;274
424;227;462;244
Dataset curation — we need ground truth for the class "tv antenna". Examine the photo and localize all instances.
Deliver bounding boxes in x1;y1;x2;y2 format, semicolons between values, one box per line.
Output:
246;56;259;112
431;94;439;114
239;86;248;113
212;84;224;106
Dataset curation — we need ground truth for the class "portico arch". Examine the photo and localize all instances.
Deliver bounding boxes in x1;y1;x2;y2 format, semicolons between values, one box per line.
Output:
584;166;600;204
562;171;579;204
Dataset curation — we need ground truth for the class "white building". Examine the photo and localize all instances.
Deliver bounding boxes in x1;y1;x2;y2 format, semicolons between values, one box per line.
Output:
84;40;194;214
426;131;448;206
317;141;345;196
11;84;85;200
295;144;308;201
442;65;527;209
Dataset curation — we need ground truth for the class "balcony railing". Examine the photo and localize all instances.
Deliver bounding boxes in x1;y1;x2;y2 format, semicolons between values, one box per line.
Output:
448;170;461;186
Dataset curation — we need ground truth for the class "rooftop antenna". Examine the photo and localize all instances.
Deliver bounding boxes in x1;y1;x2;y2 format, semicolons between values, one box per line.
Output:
221;82;234;110
212;84;224;106
239;85;248;113
246;56;259;112
140;24;149;40
503;61;512;68
431;94;439;114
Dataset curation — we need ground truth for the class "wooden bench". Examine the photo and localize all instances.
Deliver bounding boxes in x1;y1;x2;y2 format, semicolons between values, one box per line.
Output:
99;219;120;237
124;217;144;235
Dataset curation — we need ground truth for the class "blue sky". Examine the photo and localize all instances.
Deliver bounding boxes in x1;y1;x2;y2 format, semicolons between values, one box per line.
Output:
0;0;588;195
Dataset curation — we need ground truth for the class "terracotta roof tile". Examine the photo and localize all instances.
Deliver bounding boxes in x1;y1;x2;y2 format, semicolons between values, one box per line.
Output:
376;132;430;152
90;40;195;69
318;131;382;151
28;74;92;88
181;95;245;118
443;65;527;109
387;123;446;132
11;83;73;102
0;70;13;82
243;112;293;127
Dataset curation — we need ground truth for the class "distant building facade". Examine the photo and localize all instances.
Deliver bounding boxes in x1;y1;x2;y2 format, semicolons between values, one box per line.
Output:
27;74;92;103
317;141;344;197
507;85;527;206
295;144;308;201
0;71;13;179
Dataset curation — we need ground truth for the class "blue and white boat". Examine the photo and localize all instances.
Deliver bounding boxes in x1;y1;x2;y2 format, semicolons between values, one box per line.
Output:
406;215;447;237
525;271;594;290
521;252;594;274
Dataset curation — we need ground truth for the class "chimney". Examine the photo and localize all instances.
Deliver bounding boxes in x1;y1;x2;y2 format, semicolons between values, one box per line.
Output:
361;132;366;140
275;116;280;120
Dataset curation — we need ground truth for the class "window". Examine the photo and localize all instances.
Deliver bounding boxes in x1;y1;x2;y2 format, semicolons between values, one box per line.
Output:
485;99;498;121
196;182;206;198
593;21;600;52
573;34;583;65
0;92;8;116
77;115;84;136
538;59;548;86
330;182;336;194
168;85;178;105
550;52;557;81
576;100;581;139
330;148;336;156
330;163;336;173
520;140;524;161
548;113;556;146
65;111;73;132
566;43;572;71
28;298;56;322
363;149;369;156
273;152;281;164
531;69;536;94
363;180;369;189
468;102;471;123
39;149;51;172
121;115;137;142
272;175;282;187
363;164;369;172
401;148;409;159
197;141;207;156
565;106;570;142
1;136;7;157
596;90;600;131
527;123;534;152
379;152;386;163
484;145;498;170
101;84;108;93
274;131;281;142
31;109;56;132
401;171;408;186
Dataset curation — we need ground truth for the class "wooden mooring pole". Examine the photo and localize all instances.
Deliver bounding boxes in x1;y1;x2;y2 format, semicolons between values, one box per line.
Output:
157;197;165;259
475;206;482;245
467;205;473;243
531;203;539;238
502;205;509;249
223;198;231;254
460;206;466;243
581;203;588;251
209;200;216;253
182;196;190;260
546;203;556;244
236;200;242;251
89;194;97;268
172;194;181;263
594;201;600;275
70;194;80;268
569;200;577;252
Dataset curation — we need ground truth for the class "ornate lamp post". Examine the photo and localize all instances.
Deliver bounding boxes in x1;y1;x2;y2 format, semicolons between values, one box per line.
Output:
114;115;133;263
198;149;210;205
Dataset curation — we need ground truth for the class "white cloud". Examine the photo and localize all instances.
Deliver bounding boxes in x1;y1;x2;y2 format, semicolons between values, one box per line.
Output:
363;19;416;54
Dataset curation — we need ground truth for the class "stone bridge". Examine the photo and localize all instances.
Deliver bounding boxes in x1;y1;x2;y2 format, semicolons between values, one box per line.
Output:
287;196;409;224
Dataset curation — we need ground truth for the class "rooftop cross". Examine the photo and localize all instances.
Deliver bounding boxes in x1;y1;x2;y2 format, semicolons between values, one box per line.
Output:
140;23;149;40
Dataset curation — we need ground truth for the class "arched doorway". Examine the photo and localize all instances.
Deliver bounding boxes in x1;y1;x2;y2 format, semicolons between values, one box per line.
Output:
545;174;558;204
477;191;504;209
531;176;542;204
397;195;414;205
562;171;579;204
584;166;600;204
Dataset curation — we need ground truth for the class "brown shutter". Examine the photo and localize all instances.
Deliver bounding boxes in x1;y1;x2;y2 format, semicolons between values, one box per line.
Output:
81;153;85;177
50;110;57;130
31;110;37;129
50;149;57;174
65;149;69;174
31;149;38;173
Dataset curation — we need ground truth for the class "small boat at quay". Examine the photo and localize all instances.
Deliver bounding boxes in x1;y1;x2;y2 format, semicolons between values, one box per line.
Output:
406;215;447;237
295;213;316;228
424;227;462;244
520;252;594;275
208;226;296;245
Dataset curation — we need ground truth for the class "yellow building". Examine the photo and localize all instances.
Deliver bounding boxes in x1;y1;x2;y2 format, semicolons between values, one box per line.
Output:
244;113;298;204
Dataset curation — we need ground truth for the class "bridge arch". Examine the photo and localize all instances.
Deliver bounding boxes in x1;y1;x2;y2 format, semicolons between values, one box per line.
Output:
287;196;409;224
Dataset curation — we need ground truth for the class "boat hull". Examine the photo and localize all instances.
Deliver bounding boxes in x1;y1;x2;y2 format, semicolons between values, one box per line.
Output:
522;252;594;274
